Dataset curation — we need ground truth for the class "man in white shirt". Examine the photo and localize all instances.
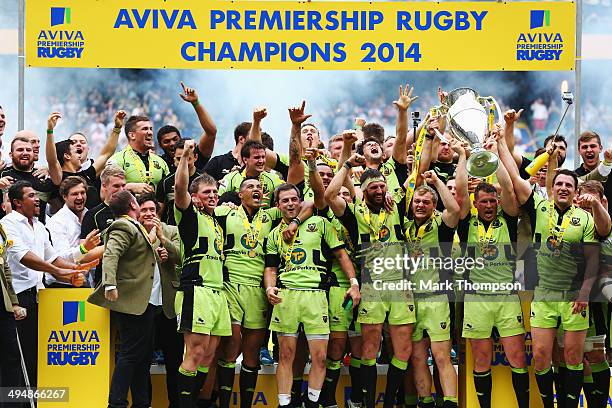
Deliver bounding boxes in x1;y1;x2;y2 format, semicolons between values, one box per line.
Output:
46;176;102;287
0;180;83;387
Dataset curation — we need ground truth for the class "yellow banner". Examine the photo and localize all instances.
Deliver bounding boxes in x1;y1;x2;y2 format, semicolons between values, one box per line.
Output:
38;289;110;407
26;1;575;70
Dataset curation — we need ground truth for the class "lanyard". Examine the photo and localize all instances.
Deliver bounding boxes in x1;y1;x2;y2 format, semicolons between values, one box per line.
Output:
121;215;151;242
547;200;575;248
238;206;263;248
363;205;388;242
126;146;154;185
477;218;495;251
407;214;434;244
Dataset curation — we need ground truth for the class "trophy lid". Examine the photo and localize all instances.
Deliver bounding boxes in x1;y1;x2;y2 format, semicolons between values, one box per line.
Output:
446;87;479;107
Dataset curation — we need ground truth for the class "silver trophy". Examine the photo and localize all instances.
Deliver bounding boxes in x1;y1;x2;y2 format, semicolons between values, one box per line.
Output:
441;87;501;178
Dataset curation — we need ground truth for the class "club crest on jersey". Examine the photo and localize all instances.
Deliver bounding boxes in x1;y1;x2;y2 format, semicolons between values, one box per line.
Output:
323;315;328;323
290;248;307;264
440;322;447;329
581;310;587;318
383;167;391;176
261;214;269;222
482;245;499;261
408;304;414;312
517;315;522;323
571;217;580;226
307;223;317;232
379;226;391;242
492;219;502;228
153;161;161;169
425;222;433;233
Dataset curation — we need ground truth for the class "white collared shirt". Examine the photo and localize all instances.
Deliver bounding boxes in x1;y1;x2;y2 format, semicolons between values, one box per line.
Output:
45;204;88;286
149;262;162;306
0;211;59;294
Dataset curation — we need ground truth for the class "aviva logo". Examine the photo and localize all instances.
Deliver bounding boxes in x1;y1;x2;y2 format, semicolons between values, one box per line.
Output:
530;10;551;29
50;7;71;26
63;301;85;325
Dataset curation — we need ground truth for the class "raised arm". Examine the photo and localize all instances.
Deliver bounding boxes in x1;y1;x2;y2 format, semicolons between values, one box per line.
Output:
93;110;125;176
179;82;218;158
247;106;278;169
325;155;364;217
545;145;558;199
497;127;532;205
392;83;418;164
490;127;519;216
45;112;63;186
174;139;195;210
305;148;326;210
286;101;311;185
425;170;460;228
451;139;471;219
503;109;525;168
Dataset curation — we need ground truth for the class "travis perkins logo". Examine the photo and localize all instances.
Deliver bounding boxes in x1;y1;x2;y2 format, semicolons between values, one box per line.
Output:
516;10;563;61
47;301;100;366
37;7;85;59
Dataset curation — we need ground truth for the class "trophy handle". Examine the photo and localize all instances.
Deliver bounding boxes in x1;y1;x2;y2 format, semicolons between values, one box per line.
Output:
477;96;503;129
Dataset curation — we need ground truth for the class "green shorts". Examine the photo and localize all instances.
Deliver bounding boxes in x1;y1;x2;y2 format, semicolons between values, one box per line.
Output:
269;289;330;336
412;294;451;342
223;282;268;330
462;294;525;339
357;283;416;326
530;288;589;331
175;286;232;336
328;286;360;334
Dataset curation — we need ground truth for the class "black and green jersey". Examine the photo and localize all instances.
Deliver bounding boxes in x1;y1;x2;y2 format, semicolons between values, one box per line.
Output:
457;211;518;294
338;198;406;282
404;213;456;294
156;169;202;226
523;192;597;291
318;207;356;287
379;157;409;200
265;215;344;290
219;169;284;208
109;146;169;188
215;205;283;286
174;203;224;290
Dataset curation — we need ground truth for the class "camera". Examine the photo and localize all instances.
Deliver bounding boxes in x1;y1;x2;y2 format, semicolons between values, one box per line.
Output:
411;111;420;119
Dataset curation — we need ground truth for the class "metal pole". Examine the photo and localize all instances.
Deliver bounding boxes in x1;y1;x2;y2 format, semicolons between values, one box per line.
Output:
18;0;25;131
574;0;582;170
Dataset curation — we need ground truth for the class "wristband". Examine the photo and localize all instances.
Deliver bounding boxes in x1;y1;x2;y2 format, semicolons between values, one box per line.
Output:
290;217;301;226
343;161;353;170
350;278;359;286
191;100;200;107
307;160;317;172
112;127;121;134
46;129;54;135
79;243;89;254
425;134;434;140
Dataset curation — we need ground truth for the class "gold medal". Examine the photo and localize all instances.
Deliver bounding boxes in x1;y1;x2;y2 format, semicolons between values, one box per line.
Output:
248;249;257;258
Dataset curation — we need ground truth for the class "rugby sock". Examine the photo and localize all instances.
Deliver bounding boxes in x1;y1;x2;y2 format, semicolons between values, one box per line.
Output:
535;367;555;408
563;363;584;408
348;357;363;404
555;364;567;408
278;393;292;407
193;366;209;404
304;387;321;408
239;364;259;408
217;360;236;408
442;396;458;408
178;367;197;408
419;395;436;408
290;377;303;407
510;366;530;408
591;360;611;407
320;359;342;407
383;357;407;408
361;358;377;408
583;374;595;408
472;370;492;408
404;394;418;408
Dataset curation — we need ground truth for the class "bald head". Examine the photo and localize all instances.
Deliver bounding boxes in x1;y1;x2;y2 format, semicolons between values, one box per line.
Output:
15;130;40;161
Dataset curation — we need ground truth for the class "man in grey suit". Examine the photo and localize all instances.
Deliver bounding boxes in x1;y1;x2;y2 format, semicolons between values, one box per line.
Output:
88;190;157;408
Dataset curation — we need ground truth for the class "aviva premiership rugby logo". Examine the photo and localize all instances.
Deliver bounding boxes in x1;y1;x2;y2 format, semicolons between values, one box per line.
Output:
516;9;563;61
37;8;85;59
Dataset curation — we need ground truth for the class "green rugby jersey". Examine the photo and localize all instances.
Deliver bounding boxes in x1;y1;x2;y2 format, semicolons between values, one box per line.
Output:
404;213;456;294
337;198;407;282
265;215;344;290
109;146;169;188
318;207;356;287
174;203;224;290
215;205;283;286
218;169;284;208
457;210;518;294
523;192;597;291
379;157;409;200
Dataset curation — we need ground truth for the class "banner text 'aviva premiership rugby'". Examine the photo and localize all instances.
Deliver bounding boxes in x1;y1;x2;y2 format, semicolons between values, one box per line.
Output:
27;1;576;70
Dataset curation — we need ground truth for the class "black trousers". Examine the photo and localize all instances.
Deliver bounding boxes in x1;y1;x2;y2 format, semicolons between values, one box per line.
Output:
109;304;156;408
154;308;184;408
15;288;38;388
0;291;25;408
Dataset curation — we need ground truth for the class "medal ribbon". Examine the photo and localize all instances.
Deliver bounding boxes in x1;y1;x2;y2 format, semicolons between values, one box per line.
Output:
238;206;263;249
477;218;495;252
203;213;223;254
277;221;299;270
126;145;153;185
547;200;575;248
363;205;388;243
